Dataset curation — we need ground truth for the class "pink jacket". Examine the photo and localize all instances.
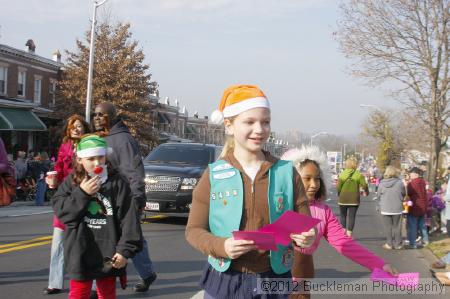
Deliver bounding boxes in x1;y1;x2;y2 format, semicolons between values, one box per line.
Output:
52;141;75;230
297;200;385;271
54;141;75;183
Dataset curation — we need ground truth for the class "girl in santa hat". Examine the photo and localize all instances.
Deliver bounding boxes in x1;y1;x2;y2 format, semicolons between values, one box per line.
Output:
186;85;315;298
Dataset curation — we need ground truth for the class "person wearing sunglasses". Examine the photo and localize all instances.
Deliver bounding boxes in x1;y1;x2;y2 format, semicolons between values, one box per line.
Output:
93;102;157;293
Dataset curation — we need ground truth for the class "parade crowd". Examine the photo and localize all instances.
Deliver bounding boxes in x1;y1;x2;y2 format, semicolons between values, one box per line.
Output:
0;84;449;298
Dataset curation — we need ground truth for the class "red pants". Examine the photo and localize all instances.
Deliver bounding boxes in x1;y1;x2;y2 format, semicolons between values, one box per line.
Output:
69;277;116;299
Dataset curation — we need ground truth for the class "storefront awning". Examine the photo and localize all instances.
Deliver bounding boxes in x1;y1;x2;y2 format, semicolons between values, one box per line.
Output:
0;107;47;131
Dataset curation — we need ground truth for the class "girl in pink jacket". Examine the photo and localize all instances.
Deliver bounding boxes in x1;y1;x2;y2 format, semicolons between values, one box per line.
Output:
281;146;397;275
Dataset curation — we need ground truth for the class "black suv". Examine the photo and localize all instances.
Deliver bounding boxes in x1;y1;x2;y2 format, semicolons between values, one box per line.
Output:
143;142;222;215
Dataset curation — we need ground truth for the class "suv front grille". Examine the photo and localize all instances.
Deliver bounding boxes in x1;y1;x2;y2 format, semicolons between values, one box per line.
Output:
145;176;181;192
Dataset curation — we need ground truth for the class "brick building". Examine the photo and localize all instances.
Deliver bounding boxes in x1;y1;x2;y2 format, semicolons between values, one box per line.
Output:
154;97;225;145
0;40;63;157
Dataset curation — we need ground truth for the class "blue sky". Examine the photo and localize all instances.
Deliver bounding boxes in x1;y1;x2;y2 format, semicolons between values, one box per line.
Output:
0;0;398;135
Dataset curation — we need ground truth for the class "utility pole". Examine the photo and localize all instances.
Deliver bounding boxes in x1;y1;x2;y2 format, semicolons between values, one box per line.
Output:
85;0;109;123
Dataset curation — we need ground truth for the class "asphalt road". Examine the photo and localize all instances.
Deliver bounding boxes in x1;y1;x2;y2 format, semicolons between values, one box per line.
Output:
0;192;448;298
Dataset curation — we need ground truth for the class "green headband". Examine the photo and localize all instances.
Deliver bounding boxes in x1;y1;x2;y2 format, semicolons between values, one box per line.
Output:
76;135;107;158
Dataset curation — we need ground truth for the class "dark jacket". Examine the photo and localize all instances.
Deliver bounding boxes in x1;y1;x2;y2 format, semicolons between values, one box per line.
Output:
407;177;427;217
27;160;50;181
377;177;405;214
51;173;143;280
105;119;146;208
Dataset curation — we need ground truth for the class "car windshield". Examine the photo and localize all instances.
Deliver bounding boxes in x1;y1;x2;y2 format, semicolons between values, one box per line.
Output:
144;145;214;166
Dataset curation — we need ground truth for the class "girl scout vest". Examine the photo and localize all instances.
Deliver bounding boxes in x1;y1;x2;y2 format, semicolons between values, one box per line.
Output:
208;159;294;274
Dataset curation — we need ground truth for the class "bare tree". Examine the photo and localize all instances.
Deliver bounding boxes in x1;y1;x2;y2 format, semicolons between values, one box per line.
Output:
362;108;430;171
337;0;449;188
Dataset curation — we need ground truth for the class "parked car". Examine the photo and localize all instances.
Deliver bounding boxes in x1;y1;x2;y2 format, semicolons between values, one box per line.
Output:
143;142;222;215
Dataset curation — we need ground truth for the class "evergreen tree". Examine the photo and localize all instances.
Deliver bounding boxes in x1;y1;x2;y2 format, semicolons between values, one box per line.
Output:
57;22;158;150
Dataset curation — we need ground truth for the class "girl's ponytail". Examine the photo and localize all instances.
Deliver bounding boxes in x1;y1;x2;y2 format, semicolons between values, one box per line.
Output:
219;135;235;159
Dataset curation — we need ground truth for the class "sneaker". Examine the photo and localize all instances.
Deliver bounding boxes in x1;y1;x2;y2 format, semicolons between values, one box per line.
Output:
404;244;418;249
394;245;403;250
416;236;422;243
43;288;62;295
382;243;393;250
432;260;446;269
134;272;157;293
429;227;438;234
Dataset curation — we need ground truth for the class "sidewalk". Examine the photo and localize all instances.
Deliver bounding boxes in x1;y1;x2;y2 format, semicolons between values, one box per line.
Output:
0;201;53;218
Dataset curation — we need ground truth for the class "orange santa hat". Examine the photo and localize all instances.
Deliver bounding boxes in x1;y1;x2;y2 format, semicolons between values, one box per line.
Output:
210;84;270;124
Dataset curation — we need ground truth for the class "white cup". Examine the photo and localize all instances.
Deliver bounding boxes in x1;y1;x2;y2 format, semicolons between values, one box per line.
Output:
46;171;58;189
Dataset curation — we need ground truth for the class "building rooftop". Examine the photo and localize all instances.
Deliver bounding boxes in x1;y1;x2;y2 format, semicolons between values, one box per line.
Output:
0;43;63;70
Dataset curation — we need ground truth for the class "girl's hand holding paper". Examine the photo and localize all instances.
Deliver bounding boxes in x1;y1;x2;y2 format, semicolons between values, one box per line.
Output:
290;228;316;248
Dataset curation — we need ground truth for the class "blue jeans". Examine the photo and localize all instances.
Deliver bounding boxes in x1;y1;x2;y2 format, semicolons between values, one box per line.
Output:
35;179;46;206
48;228;64;289
132;238;154;279
407;214;429;246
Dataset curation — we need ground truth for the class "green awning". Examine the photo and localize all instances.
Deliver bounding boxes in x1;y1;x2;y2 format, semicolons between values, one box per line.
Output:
0;108;47;131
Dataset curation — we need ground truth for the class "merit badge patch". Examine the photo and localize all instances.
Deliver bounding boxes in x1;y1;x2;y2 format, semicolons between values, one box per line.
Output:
276;197;284;212
282;247;294;267
212;163;233;172
212;171;236;180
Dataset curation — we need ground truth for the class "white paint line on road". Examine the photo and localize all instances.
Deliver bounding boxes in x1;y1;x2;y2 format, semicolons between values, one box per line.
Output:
7;210;53;217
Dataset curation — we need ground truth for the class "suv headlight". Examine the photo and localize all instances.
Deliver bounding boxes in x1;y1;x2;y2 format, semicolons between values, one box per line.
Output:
180;178;198;190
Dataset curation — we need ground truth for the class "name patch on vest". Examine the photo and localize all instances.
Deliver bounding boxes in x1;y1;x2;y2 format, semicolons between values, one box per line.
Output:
212;163;233;172
213;171;236;180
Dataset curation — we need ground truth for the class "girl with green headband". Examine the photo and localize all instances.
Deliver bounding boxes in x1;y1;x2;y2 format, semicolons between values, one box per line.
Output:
51;134;142;299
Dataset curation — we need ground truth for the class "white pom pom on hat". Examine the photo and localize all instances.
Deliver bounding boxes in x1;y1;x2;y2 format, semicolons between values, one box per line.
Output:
210;109;224;125
209;84;270;125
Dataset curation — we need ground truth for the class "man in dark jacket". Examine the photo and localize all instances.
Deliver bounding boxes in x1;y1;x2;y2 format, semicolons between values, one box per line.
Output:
93;102;157;293
406;167;429;249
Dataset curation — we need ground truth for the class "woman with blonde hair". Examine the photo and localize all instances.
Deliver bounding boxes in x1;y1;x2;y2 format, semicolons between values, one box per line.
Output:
377;166;406;250
337;158;369;237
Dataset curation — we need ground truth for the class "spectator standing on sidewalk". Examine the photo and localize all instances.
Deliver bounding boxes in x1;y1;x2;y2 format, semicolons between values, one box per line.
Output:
337;158;369;237
376;166;406;250
442;174;450;236
43;114;90;295
93;102;157;293
0;137;15;206
27;152;50;206
15;151;28;182
406;167;429;248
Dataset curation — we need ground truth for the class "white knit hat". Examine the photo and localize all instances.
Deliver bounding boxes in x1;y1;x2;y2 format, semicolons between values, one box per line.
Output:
281;145;332;191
